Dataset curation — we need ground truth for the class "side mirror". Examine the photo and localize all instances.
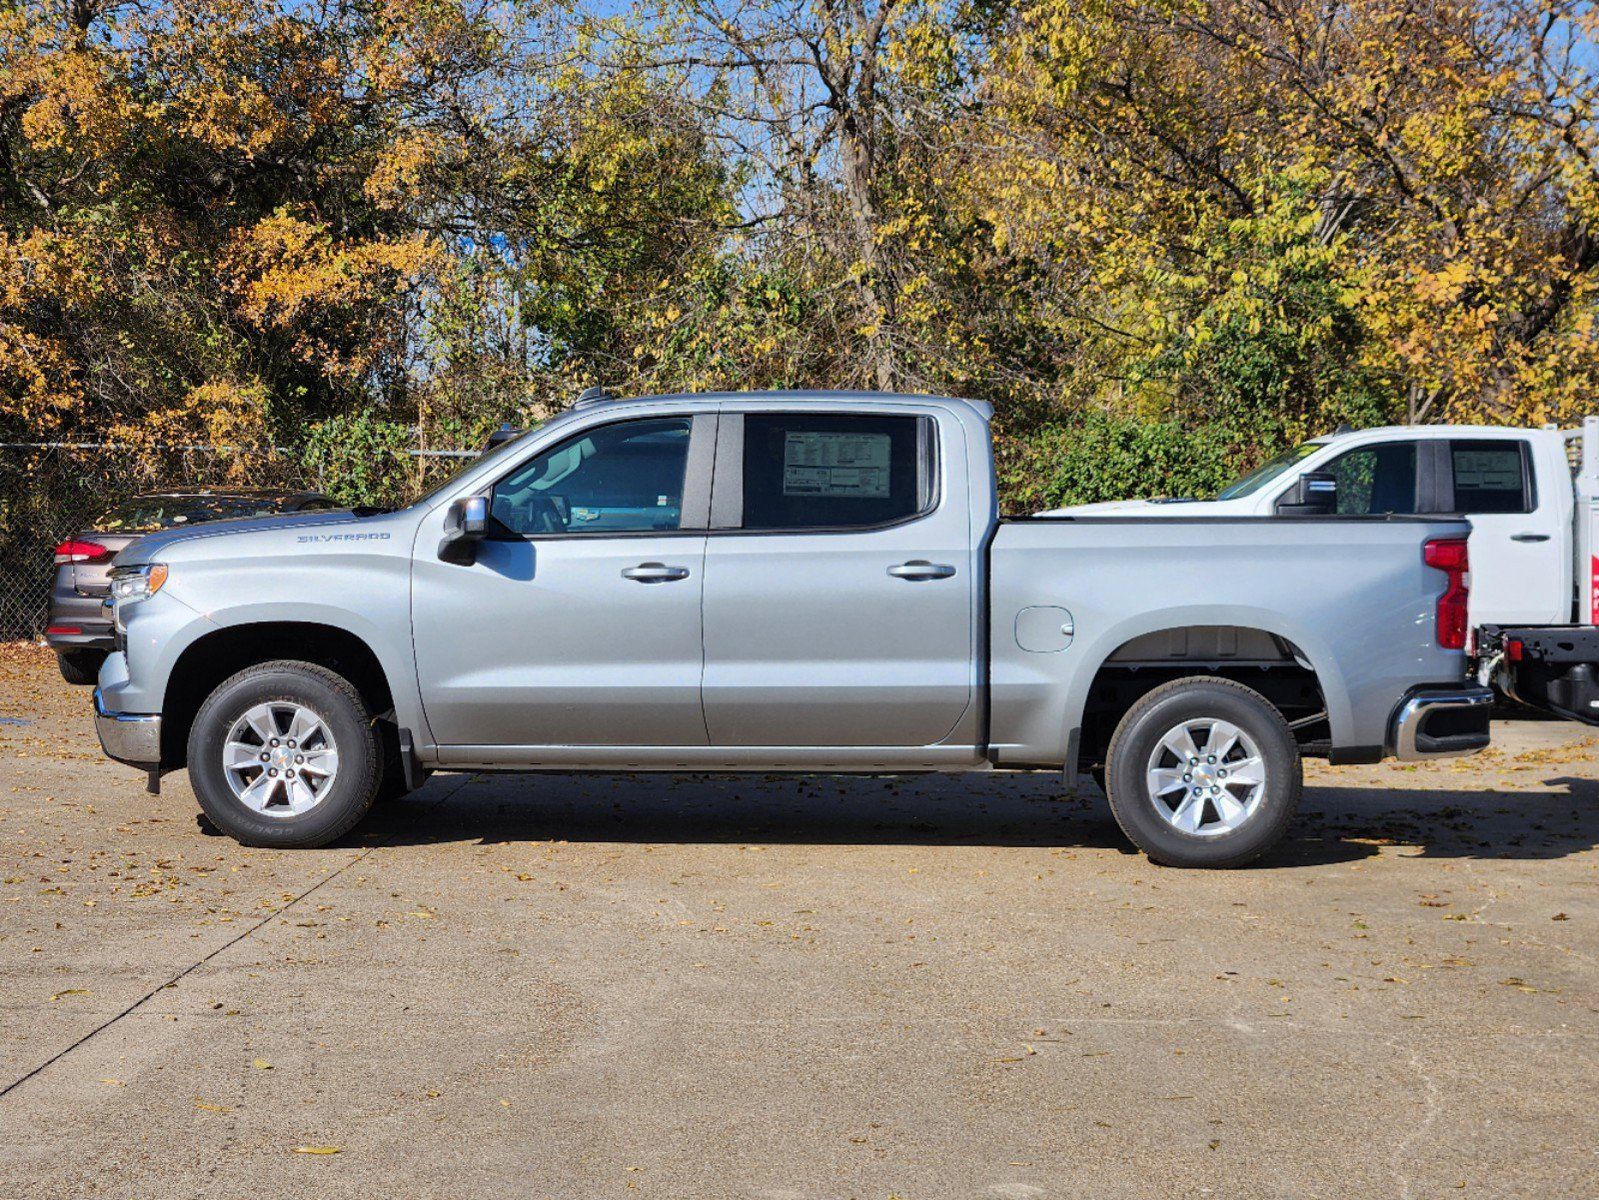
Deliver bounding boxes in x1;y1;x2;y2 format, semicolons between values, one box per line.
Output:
1276;471;1338;516
438;495;490;564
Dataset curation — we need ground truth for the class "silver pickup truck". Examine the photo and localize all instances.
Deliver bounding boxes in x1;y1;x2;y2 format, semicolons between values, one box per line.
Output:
93;391;1492;867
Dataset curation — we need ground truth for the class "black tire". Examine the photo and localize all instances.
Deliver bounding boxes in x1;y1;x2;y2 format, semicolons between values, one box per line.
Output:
57;649;106;686
186;660;380;848
1103;677;1301;868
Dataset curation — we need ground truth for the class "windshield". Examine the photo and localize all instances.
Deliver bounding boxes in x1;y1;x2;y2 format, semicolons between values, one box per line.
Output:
97;494;312;532
1215;442;1324;500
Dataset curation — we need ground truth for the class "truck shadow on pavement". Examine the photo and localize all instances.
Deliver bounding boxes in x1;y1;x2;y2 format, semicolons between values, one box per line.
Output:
348;770;1599;867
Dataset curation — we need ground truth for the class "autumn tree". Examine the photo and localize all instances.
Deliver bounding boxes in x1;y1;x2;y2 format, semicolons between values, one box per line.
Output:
2;0;1595;510
0;1;736;461
969;0;1599;460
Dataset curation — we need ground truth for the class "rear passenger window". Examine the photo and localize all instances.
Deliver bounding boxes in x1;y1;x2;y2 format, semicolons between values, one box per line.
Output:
1325;443;1418;514
1451;440;1532;513
740;414;934;531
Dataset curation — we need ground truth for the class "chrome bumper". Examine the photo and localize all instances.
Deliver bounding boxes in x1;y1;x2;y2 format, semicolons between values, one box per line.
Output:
93;688;161;767
1391;686;1494;761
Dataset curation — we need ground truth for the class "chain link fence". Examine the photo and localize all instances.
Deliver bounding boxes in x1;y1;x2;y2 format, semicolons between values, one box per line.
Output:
0;441;471;641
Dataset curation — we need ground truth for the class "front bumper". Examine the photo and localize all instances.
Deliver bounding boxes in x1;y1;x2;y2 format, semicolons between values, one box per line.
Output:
93;688;161;768
1390;685;1494;760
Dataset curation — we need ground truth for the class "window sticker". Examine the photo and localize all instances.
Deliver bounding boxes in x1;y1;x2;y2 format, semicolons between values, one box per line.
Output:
1455;450;1521;491
782;432;891;497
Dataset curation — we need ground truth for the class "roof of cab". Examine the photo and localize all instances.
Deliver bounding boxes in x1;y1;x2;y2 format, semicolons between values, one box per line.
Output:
578;388;994;422
1310;423;1565;444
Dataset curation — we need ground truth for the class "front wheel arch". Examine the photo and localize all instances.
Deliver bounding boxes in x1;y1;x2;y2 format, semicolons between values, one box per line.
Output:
161;622;394;769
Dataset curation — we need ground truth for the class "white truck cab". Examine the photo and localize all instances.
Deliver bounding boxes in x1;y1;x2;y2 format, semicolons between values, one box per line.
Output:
1050;422;1581;629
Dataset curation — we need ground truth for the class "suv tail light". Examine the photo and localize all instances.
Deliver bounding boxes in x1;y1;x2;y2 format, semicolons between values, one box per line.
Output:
53;539;111;565
1424;537;1470;650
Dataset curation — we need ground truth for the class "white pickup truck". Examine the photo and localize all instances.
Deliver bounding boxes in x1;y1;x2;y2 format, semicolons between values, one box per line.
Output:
1052;417;1599;720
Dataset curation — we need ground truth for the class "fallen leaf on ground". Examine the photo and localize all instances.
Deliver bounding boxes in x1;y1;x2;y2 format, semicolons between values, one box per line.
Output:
293;1145;341;1155
50;988;89;1001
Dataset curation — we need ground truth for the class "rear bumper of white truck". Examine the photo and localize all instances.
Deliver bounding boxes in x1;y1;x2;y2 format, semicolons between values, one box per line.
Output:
1479;625;1599;727
1390;686;1494;760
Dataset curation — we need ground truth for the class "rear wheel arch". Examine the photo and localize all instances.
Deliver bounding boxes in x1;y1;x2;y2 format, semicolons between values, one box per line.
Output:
1072;623;1331;778
161;623;395;769
57;648;107;686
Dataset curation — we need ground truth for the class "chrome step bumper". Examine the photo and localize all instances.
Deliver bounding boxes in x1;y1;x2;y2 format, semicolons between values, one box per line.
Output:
1390;686;1494;761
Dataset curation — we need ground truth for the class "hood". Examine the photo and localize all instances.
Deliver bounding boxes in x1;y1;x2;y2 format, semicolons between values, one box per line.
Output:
1038;496;1263;518
112;509;361;565
1039;498;1170;516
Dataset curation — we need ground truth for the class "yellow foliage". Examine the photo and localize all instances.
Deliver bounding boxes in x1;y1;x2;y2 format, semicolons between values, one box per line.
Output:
109;380;276;481
226;212;445;375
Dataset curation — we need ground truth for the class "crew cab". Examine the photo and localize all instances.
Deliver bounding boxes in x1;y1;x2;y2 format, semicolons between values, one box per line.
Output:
92;391;1492;868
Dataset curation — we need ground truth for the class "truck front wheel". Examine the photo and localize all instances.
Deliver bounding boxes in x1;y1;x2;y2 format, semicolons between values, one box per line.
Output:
186;661;381;848
1103;677;1301;868
57;649;106;686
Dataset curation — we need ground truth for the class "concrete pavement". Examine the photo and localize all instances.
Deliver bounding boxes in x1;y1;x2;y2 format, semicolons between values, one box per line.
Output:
1;643;1595;1198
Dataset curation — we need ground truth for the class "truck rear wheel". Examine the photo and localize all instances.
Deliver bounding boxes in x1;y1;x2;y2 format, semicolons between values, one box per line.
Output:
1103;677;1301;868
186;661;381;848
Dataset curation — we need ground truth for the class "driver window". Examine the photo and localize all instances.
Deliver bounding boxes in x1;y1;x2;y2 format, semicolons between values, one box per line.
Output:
1324;442;1418;515
490;417;692;535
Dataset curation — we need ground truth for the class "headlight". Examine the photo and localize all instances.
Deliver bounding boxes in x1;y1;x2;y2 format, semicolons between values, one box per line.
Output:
109;563;168;604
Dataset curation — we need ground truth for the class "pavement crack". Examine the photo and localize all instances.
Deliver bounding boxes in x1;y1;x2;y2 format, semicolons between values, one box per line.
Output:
0;846;372;1100
0;772;480;1101
1387;1042;1442;1200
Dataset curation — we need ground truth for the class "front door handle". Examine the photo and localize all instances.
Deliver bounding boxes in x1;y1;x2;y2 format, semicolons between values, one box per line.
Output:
621;562;691;583
887;560;957;581
1511;532;1551;543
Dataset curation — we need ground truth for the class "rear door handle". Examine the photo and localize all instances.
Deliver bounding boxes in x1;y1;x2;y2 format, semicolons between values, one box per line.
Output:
1511;532;1551;543
887;560;957;581
621;562;691;583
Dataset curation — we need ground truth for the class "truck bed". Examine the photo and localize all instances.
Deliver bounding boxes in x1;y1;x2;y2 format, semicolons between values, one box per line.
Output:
987;514;1475;768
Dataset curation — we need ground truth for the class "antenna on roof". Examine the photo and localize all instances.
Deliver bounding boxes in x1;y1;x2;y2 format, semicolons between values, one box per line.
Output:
482;421;523;451
572;386;617;409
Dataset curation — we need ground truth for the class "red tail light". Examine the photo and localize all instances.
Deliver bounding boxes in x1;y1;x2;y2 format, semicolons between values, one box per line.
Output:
53;539;110;565
1424;537;1470;650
